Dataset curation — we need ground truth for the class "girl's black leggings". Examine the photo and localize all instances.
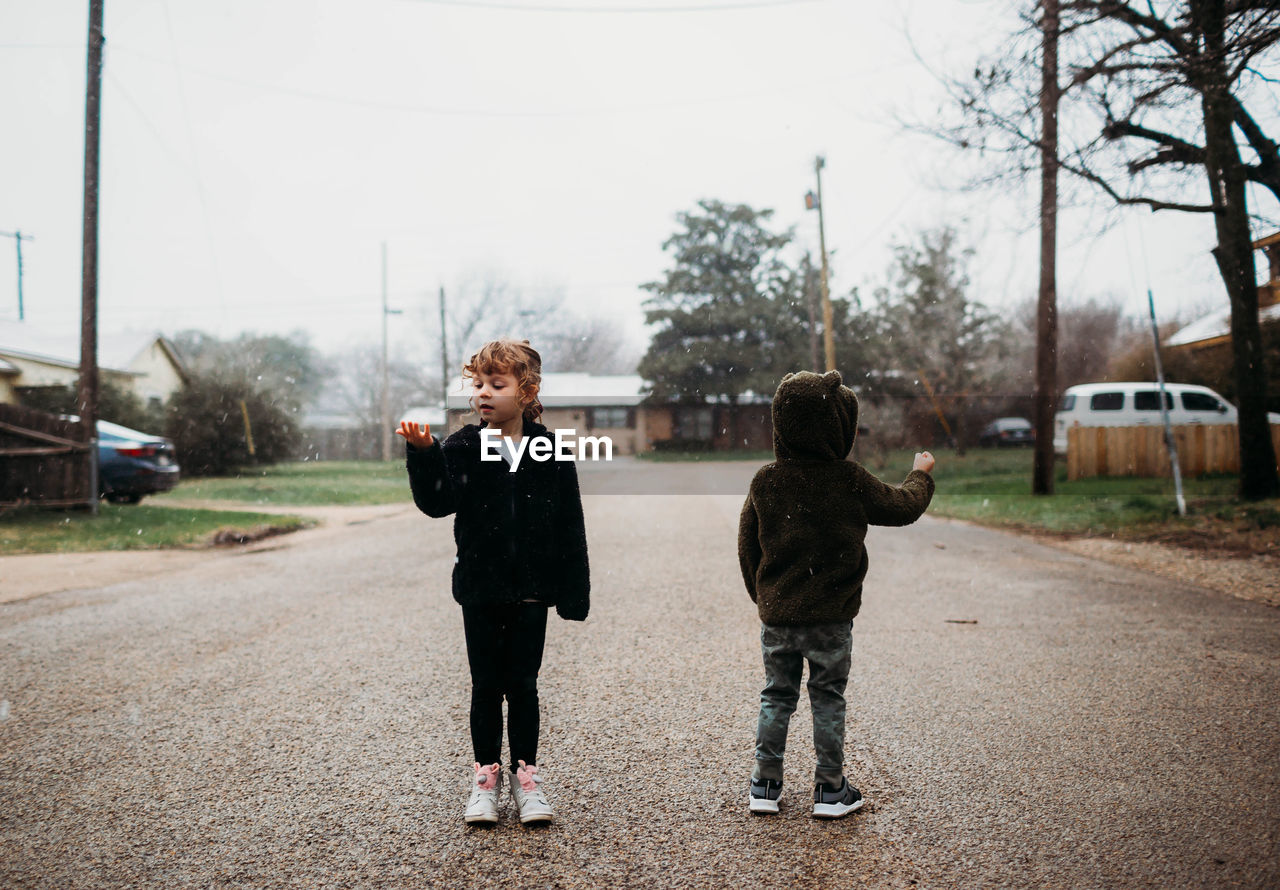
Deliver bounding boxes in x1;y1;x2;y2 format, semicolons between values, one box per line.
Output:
461;602;549;769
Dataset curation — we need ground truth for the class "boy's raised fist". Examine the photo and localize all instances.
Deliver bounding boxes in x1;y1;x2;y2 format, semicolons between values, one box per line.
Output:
913;451;935;473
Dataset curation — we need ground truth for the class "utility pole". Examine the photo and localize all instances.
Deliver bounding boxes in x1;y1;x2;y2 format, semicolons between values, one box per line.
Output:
0;230;33;320
439;285;449;432
379;242;402;461
804;251;820;370
1032;0;1060;496
806;156;836;371
79;0;104;515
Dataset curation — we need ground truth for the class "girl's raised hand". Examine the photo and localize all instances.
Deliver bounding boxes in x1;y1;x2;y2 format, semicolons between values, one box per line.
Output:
396;420;434;448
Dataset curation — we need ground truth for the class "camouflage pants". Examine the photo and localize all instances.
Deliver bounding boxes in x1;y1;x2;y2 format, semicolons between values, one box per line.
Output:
753;620;853;787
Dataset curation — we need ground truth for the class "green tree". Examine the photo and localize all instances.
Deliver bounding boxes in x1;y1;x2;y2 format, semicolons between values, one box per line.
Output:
639;200;809;408
171;329;323;414
165;375;299;476
865;228;1014;451
17;379;163;433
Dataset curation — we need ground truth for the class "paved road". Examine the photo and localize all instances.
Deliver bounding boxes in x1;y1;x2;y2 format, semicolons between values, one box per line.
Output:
2;462;1277;888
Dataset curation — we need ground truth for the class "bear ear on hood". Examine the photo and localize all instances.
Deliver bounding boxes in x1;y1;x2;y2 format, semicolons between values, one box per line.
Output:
822;370;843;388
781;372;796;383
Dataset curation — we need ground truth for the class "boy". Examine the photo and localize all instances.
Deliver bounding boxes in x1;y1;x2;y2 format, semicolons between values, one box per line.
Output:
738;370;935;818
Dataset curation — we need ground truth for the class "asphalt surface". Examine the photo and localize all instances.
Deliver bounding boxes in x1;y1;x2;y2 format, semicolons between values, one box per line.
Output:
1;461;1277;888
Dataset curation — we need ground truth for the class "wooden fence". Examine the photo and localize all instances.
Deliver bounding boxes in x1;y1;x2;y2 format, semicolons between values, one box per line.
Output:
1067;423;1280;480
0;403;92;508
300;425;382;462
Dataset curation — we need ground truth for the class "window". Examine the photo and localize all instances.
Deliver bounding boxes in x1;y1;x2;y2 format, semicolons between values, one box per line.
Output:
676;407;714;440
1060;394;1076;411
1090;392;1124;411
1182;392;1223;412
1134;391;1172;411
591;407;631;428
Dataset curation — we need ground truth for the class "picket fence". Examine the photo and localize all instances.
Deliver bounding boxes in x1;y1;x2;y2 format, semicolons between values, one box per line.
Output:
1066;423;1280;481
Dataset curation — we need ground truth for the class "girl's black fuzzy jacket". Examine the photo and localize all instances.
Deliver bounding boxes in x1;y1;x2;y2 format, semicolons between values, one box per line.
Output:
738;370;934;626
405;419;590;621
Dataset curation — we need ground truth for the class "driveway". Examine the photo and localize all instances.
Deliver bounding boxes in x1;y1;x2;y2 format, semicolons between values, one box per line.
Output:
1;463;1276;887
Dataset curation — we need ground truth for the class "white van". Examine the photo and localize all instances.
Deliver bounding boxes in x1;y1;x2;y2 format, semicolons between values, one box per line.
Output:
1053;382;1250;455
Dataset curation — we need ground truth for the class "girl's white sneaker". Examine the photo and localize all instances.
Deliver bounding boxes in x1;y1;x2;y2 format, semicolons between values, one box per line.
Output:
464;762;502;824
511;760;555;824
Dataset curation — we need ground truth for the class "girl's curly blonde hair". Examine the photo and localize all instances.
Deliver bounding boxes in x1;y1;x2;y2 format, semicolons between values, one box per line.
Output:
462;338;544;421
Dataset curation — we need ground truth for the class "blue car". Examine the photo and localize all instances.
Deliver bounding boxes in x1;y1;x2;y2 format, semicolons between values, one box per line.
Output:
97;420;181;504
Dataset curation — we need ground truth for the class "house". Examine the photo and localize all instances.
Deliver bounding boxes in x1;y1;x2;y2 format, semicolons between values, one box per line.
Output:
444;372;650;454
399;404;448;431
298;404;451;462
441;371;773;453
1165;232;1280;354
0;320;188;409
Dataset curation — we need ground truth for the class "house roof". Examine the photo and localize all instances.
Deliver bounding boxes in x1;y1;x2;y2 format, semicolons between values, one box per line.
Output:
399;404;447;427
445;372;647;410
1165;302;1280;348
302;410;368;431
0;357;18;375
0;320;186;376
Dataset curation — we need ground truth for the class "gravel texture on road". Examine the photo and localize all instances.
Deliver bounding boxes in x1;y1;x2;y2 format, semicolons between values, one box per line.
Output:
1043;533;1280;607
2;462;1277;888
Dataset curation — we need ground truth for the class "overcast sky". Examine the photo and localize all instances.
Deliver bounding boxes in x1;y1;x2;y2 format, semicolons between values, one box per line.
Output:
1;0;1274;367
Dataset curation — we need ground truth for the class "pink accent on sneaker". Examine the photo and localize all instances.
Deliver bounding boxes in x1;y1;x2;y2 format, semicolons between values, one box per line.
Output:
474;762;500;791
515;759;539;792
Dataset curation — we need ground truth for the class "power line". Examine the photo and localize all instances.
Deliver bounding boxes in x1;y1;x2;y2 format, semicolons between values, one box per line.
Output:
93;279;650;316
104;72;198;177
108;43;810;118
160;0;228;329
0;43;81;50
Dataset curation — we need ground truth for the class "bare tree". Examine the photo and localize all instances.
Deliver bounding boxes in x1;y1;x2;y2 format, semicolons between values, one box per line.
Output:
326;345;436;432
1014;294;1137;389
426;268;641;378
931;0;1280;498
541;315;642;375
866;227;1015;454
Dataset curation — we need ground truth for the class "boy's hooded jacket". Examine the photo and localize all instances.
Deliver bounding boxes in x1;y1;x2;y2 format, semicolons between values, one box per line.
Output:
406;419;590;621
738;370;934;626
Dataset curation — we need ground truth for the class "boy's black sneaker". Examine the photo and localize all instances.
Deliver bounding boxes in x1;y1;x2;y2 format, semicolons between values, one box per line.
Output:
748;778;782;814
812;778;864;819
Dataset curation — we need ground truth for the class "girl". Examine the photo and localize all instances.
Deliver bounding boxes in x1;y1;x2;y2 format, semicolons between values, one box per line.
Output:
396;338;589;826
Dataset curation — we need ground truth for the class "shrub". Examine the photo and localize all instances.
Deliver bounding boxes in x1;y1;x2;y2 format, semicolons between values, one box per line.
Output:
166;377;299;476
651;438;714;453
16;380;163;433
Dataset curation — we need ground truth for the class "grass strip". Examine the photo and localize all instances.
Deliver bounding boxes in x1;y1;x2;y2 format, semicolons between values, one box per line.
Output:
12;449;1271;554
637;449;775;462
149;460;408;506
0;503;314;555
865;447;1278;543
